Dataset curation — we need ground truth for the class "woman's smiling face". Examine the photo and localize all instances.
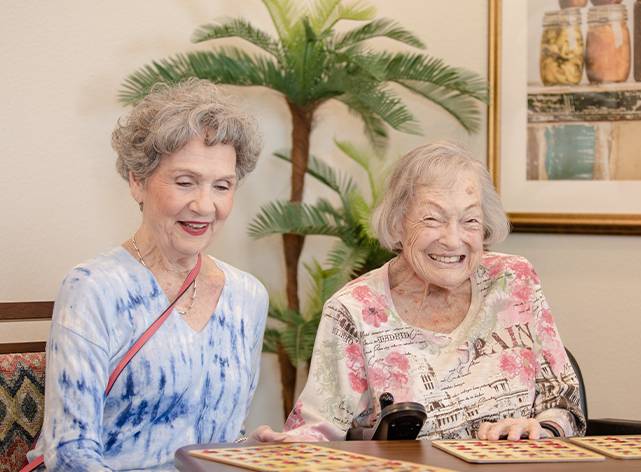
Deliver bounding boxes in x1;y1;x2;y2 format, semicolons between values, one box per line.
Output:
399;170;484;291
130;138;237;263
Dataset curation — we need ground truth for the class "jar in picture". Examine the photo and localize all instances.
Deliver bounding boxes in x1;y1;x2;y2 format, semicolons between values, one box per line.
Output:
585;4;630;83
540;9;584;86
559;0;587;8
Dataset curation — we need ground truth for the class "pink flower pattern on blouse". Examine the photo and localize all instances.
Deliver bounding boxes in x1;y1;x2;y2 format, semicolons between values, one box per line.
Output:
345;343;368;393
351;285;389;327
367;351;411;401
499;348;536;384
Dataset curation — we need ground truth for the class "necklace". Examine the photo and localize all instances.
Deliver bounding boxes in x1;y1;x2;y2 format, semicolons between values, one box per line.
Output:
131;235;197;317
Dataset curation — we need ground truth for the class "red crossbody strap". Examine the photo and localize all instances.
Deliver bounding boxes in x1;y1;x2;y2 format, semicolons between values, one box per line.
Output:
105;253;202;395
20;253;202;472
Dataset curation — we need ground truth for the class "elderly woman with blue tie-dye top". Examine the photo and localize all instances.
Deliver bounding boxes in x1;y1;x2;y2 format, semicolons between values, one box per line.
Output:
27;80;268;470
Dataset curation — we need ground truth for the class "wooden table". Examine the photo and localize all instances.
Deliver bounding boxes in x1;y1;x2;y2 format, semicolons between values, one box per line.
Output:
175;440;641;471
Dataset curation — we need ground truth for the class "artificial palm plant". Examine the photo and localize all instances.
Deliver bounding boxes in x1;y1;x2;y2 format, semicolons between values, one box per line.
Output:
119;0;487;417
251;140;395;410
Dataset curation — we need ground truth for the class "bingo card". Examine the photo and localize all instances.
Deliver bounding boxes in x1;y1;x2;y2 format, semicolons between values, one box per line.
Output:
432;438;606;463
569;435;641;460
188;442;455;471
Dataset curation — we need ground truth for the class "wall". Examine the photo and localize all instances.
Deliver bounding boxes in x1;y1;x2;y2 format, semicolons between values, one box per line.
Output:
1;0;639;433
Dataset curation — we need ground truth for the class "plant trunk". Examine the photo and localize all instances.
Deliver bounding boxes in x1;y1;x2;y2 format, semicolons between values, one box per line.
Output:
283;101;313;311
277;101;314;419
276;343;297;422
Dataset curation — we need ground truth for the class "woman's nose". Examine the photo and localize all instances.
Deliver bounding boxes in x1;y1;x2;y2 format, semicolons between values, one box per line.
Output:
189;187;214;215
440;222;462;247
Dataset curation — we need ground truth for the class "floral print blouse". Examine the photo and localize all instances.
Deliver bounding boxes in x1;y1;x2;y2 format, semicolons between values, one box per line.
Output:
284;252;586;441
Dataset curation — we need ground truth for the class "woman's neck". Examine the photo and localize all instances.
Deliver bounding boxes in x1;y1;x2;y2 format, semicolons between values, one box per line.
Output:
387;255;472;333
388;255;470;304
130;230;198;274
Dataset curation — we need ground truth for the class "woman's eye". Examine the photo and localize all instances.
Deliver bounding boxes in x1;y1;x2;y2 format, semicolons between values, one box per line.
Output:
214;183;231;191
176;181;193;187
465;218;483;229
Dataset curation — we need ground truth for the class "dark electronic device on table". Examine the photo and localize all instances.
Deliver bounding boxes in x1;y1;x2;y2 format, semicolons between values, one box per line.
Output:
346;392;427;441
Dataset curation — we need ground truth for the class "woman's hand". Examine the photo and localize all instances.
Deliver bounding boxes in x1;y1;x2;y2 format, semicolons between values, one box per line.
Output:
244;425;290;444
477;418;550;440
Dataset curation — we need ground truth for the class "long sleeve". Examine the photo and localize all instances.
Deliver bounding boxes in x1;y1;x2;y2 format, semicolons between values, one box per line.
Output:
283;299;369;441
529;269;587;436
35;272;114;471
241;286;269;433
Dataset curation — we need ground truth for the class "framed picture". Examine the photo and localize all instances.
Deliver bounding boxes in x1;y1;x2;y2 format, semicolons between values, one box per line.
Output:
487;0;641;234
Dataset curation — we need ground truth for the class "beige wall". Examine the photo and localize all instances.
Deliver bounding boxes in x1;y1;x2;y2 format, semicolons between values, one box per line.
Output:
1;0;639;431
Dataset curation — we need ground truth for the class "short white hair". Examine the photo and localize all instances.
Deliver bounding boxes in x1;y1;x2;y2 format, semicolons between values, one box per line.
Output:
371;141;510;252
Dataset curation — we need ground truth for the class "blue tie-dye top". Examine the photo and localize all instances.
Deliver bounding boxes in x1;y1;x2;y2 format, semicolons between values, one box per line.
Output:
28;246;268;471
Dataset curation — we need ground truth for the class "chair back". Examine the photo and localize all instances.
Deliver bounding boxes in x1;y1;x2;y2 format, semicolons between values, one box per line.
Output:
0;352;46;472
0;302;51;471
565;347;588;420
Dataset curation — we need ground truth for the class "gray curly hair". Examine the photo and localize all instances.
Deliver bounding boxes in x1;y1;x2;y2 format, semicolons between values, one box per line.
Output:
371;141;510;252
112;79;262;181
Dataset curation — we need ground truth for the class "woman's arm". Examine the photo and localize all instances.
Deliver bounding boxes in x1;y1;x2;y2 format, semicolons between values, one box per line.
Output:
282;299;370;441
40;323;113;470
35;271;114;471
240;283;269;436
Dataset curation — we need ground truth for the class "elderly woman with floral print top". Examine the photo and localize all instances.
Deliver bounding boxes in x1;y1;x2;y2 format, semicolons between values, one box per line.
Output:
253;141;585;443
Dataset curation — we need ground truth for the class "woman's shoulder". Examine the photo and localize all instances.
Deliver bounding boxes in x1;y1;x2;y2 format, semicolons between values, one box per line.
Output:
53;246;142;340
480;251;538;281
325;264;388;307
60;246;137;290
208;256;268;300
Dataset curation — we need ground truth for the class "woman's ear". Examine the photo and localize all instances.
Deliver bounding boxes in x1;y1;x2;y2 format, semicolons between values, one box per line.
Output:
128;171;145;207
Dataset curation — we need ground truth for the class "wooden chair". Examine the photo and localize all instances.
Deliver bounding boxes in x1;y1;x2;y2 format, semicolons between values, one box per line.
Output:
0;301;52;472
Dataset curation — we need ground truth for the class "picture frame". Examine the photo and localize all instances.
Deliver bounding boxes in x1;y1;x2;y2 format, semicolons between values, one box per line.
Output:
487;0;641;234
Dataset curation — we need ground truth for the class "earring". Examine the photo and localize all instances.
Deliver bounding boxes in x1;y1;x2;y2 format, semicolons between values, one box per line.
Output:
138;202;144;212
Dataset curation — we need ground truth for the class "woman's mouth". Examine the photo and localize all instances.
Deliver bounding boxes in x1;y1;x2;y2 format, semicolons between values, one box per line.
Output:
429;254;465;264
179;221;210;236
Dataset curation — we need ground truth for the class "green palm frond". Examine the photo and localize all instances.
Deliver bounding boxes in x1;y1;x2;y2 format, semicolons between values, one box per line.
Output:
310;0;341;33
335;18;424;50
266;301;319;365
325;243;369;281
351;85;420;134
273;151;356;196
248;201;345;239
336;84;419;150
334;139;380;200
280;317;321;365
119;49;286;104
262;327;282;353
311;0;376;33
303;260;349;316
339;48;388;81
381;52;488;101
191;18;281;59
346;191;372;233
280;17;344;105
268;304;306;326
262;0;303;44
400;80;483;133
336;94;389;150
